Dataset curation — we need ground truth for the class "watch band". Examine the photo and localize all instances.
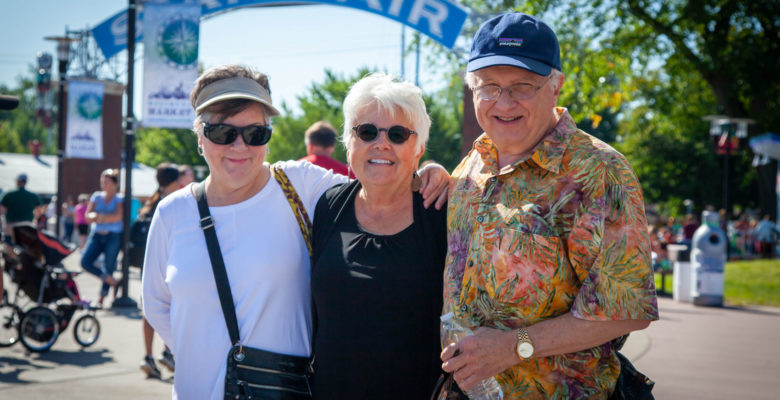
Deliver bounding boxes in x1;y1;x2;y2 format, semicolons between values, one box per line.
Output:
517;327;530;343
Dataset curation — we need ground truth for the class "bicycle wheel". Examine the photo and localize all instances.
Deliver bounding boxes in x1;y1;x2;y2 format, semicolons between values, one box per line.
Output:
0;302;22;347
19;306;59;352
73;314;100;347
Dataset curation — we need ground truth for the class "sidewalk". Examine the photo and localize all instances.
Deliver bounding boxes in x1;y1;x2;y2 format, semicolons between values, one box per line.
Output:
2;250;780;399
0;251;171;399
628;295;780;400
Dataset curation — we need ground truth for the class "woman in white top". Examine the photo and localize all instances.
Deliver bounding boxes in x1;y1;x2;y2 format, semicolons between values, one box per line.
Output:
141;65;447;399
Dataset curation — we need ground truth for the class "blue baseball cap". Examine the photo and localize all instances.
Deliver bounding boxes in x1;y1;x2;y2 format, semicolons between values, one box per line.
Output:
467;12;561;76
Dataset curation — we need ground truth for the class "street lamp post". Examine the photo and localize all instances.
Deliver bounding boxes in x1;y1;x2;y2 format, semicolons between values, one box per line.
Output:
44;35;80;239
112;0;138;308
703;115;754;259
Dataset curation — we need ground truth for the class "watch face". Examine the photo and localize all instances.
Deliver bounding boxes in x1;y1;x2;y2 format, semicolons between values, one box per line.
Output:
518;342;534;359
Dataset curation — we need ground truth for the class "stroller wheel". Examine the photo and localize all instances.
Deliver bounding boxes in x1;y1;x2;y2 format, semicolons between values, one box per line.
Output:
73;314;100;347
19;306;59;352
0;301;22;347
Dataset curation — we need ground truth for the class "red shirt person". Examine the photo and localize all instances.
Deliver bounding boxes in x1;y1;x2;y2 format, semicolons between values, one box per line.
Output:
298;121;354;178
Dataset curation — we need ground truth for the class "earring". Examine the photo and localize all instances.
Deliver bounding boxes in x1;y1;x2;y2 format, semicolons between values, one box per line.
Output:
197;145;204;156
411;171;422;192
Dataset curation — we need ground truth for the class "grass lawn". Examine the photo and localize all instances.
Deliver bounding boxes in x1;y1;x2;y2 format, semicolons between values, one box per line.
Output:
654;259;780;307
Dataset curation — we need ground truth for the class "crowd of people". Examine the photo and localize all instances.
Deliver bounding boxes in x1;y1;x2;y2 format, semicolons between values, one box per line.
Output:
649;211;779;271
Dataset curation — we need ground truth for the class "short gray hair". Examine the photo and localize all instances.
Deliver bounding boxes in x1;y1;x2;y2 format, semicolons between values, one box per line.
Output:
342;73;430;154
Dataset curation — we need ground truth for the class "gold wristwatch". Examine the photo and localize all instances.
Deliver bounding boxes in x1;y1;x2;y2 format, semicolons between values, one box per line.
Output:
515;327;534;360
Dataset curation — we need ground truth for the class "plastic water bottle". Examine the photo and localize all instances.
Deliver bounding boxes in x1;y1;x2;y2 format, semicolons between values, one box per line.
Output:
440;312;504;400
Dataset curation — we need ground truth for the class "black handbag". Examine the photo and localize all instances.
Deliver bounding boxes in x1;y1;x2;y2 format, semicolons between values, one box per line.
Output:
195;180;313;400
429;372;467;400
609;335;655;400
609;351;655;400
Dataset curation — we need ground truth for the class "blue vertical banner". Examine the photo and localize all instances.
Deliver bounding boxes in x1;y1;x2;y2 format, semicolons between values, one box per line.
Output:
66;80;105;160
142;3;200;129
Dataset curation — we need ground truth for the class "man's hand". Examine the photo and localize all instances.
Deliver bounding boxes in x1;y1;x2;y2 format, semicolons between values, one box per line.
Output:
440;327;518;391
417;163;450;209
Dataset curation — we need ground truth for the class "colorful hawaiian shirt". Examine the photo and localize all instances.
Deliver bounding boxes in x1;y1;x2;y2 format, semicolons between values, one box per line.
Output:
444;108;659;399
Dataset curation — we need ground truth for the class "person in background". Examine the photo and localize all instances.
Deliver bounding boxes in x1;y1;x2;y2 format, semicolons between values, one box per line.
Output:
129;196;142;224
74;194;90;250
310;73;447;399
139;163;181;379
177;164;195;188
299;120;354;177
44;195;57;232
62;195;76;244
1;173;42;240
440;12;658;398
755;214;780;259
681;213;700;245
81;168;124;307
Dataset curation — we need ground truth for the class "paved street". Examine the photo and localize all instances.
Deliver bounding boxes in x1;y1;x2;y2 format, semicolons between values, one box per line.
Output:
1;252;171;399
2;250;779;399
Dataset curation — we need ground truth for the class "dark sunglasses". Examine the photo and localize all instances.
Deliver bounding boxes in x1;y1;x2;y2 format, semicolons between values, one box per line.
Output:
352;123;416;145
202;122;273;146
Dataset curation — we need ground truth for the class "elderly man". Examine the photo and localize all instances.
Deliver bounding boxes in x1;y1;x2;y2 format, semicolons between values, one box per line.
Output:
440;12;659;399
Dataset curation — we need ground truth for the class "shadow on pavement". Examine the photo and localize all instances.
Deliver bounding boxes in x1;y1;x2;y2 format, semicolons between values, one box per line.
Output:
721;304;780;316
0;356;42;384
0;348;113;384
103;306;144;320
36;347;114;366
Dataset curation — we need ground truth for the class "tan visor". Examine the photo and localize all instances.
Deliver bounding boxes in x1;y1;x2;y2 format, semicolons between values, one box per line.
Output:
194;76;280;116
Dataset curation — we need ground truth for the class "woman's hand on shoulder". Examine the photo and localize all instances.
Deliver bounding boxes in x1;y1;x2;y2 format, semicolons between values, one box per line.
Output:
418;163;450;210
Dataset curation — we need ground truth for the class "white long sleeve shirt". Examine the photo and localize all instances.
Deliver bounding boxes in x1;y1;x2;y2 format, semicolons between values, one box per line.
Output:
142;160;346;399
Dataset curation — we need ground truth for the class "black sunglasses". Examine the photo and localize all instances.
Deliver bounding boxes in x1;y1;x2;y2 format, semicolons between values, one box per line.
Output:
352;123;417;144
202;122;273;146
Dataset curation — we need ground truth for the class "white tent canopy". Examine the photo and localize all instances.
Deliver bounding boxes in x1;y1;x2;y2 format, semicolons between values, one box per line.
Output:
0;152;158;198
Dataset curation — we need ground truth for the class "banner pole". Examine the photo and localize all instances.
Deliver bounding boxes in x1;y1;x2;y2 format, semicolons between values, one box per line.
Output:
114;0;138;308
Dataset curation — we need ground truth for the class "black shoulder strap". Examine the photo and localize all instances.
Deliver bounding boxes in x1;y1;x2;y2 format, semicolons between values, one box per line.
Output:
194;182;241;346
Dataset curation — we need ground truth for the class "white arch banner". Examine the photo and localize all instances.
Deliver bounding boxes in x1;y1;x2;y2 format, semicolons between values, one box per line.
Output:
92;0;469;59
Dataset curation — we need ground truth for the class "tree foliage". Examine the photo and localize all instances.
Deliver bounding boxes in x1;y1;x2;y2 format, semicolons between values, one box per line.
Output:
134;127;205;169
0;74;55;155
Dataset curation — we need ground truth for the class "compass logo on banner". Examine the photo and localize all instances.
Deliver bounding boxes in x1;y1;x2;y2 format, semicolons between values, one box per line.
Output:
77;93;103;120
158;16;199;69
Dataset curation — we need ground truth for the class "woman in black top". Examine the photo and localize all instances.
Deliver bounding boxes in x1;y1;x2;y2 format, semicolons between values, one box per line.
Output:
311;73;448;399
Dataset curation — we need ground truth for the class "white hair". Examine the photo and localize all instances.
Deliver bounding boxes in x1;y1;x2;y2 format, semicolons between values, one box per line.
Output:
465;68;564;94
342;73;431;154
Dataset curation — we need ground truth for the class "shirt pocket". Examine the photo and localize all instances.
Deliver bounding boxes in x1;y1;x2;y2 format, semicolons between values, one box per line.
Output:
490;226;562;313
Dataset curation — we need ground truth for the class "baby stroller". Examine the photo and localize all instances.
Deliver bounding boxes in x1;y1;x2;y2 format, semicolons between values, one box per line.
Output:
1;225;101;352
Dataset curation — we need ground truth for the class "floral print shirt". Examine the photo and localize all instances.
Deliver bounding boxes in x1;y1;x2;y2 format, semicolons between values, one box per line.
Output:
444;108;659;399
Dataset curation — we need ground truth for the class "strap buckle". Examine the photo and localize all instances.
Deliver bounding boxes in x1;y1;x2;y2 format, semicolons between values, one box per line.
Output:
200;216;214;230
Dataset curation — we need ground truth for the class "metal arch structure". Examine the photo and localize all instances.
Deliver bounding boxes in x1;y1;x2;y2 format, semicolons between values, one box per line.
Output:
91;0;470;60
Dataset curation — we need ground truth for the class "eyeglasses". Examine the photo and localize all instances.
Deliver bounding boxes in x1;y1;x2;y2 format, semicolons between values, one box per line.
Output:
352;123;417;144
202;122;273;146
473;75;552;102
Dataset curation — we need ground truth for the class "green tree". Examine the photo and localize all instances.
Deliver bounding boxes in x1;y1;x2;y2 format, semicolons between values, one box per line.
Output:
134;127;205;169
0;74;54;155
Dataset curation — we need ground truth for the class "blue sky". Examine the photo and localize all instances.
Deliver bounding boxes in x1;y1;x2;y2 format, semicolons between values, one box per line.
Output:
0;0;457;117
